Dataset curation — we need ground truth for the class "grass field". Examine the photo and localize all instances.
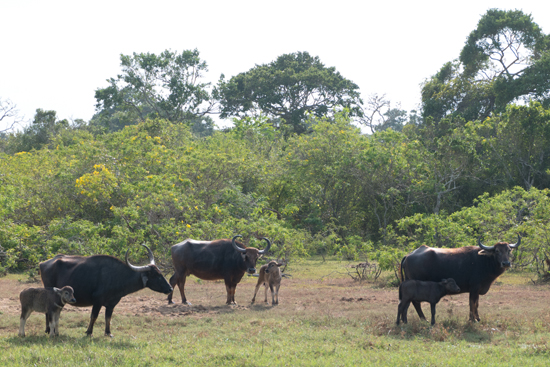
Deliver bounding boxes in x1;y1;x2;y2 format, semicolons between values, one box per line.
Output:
1;258;550;366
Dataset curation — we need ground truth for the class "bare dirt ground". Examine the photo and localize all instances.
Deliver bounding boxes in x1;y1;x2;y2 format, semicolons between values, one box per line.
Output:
2;271;550;326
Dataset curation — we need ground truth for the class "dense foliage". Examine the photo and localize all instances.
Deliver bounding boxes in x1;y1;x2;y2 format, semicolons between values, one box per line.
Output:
1;9;550;280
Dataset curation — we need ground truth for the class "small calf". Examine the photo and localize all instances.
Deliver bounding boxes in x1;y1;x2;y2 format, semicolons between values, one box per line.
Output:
19;286;76;337
251;261;283;305
396;278;460;326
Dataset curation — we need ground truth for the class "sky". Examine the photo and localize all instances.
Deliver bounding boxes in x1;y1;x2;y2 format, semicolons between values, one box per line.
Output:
1;0;550;131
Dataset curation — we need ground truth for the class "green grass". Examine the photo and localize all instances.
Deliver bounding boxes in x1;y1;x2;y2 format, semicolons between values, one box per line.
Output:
1;258;550;366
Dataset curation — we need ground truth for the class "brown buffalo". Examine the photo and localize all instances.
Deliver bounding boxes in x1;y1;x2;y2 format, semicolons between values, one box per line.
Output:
168;235;271;305
251;261;283;305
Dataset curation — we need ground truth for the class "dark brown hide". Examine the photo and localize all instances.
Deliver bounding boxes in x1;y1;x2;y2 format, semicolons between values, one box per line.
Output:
39;244;172;337
400;235;520;322
168;235;271;305
396;278;460;325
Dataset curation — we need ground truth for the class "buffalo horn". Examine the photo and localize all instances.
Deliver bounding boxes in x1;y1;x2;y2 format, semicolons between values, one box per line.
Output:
477;238;494;252
126;246;153;272
232;235;247;254
258;237;272;255
509;234;521;248
141;243;155;265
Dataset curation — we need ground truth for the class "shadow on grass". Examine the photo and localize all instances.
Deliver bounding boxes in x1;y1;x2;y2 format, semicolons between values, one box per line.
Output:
387;318;493;343
249;304;277;312
156;303;246;317
5;335;137;349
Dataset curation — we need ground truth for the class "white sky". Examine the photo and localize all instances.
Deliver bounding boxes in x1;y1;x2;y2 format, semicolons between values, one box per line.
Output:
1;0;550;131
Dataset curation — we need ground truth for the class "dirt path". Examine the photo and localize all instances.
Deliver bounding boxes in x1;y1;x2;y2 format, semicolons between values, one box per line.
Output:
2;275;549;321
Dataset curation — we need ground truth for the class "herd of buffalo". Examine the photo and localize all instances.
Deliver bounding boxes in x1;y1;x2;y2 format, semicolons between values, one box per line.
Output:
17;234;521;337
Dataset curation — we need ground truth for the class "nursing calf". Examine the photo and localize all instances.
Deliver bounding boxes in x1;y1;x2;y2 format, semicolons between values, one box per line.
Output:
19;286;76;337
396;278;460;326
251;261;283;305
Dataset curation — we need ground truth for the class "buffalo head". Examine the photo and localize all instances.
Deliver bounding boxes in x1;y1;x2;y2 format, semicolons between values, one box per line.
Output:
126;244;173;294
232;235;271;274
478;234;521;268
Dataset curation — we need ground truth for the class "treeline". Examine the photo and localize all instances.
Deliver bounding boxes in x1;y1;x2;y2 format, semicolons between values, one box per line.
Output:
1;9;550;277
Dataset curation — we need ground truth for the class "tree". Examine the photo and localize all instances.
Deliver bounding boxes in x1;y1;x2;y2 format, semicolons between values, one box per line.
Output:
216;52;363;134
475;102;550;191
94;49;213;124
422;9;550;122
6;109;69;153
0;98;23;133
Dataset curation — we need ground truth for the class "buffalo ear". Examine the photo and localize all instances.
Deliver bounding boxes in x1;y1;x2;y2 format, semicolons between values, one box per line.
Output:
277;263;284;267
478;249;492;256
141;273;148;287
53;287;61;293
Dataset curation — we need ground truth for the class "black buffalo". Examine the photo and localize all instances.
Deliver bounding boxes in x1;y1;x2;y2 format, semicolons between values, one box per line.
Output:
400;235;521;322
167;235;271;305
39;244;173;336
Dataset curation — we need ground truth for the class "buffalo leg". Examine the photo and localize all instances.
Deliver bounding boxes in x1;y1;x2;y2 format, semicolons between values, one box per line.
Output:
176;275;191;305
269;284;276;305
401;302;410;323
274;283;280;305
469;292;480;322
44;313;51;334
430;303;437;325
396;302;404;325
85;304;102;336
251;281;263;304
49;311;59;337
231;286;237;304
225;282;237;305
412;301;426;320
396;303;401;325
264;283;269;303
19;308;32;337
403;301;411;324
225;284;237;305
104;306;115;337
167;274;177;304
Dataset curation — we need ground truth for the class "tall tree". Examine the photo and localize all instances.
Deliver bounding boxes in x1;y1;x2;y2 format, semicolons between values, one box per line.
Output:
475;102;550;191
422;9;550;122
216;52;363;134
6;109;69;153
94;49;213;124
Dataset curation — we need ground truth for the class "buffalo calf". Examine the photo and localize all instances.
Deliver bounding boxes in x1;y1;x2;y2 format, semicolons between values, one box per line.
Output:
251;261;283;305
19;286;76;337
396;278;460;326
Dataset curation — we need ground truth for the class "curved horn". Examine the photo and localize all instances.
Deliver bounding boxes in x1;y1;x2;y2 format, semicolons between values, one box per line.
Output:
232;235;246;254
141;243;155;265
509;234;521;249
258;237;272;255
126;247;152;273
478;237;494;252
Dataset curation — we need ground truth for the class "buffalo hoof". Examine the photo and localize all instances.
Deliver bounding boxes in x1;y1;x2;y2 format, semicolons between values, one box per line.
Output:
168;300;174;305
